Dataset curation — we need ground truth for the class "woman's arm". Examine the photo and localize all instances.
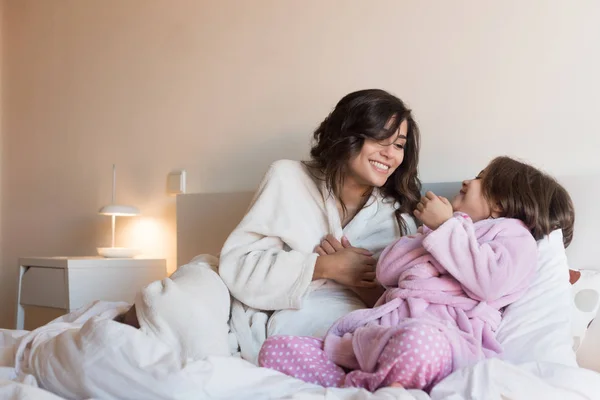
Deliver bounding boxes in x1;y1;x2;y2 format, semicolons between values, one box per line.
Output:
219;162;319;311
315;235;382;307
220;161;382;311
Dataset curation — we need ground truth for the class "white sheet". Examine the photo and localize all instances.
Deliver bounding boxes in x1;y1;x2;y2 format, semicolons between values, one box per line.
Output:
1;302;424;400
0;379;65;400
1;299;599;399
430;358;600;400
1;227;598;398
1;312;600;400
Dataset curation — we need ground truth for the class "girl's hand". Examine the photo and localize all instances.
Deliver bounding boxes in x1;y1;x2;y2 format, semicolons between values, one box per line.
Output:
313;235;377;287
414;191;453;230
315;235;372;257
314;236;385;306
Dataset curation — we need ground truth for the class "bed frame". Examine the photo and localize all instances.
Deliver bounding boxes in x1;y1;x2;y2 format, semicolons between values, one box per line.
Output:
176;181;460;266
176;175;598;270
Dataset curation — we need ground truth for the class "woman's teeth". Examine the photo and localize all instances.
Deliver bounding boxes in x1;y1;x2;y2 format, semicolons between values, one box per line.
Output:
370;160;390;171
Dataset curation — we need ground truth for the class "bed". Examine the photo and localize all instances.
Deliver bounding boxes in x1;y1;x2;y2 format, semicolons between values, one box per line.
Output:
1;178;600;400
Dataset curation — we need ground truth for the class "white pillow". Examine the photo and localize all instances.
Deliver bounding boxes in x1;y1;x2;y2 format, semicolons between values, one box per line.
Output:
135;255;231;362
496;229;577;366
577;308;600;372
571;269;600;350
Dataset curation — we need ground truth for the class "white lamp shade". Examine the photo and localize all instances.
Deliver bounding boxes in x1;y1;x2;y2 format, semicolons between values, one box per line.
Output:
98;204;140;216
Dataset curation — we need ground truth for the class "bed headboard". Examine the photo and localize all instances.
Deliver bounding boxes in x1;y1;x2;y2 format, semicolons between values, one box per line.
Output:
176;176;599;271
176;191;255;267
175;182;461;266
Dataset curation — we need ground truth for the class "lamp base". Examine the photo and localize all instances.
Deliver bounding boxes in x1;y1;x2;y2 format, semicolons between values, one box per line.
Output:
97;247;140;258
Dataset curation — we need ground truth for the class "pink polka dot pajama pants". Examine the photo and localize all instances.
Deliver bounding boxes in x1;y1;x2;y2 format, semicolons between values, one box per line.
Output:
258;323;453;392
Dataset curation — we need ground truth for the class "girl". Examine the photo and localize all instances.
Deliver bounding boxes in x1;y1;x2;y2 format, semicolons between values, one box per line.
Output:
258;156;575;391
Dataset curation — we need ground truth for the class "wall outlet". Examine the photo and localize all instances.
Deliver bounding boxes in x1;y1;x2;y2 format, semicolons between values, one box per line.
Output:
167;169;186;195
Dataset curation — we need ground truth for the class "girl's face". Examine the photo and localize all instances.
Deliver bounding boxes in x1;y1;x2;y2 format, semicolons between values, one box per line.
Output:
346;119;408;188
451;170;502;222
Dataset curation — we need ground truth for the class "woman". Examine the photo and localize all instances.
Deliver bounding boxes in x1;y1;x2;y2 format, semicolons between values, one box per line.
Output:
219;88;422;363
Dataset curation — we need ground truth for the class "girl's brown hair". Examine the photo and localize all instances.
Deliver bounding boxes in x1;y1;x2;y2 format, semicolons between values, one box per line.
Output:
482;156;575;247
304;89;421;236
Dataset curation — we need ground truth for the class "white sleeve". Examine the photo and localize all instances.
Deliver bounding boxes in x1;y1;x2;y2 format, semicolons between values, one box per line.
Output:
218;162;318;311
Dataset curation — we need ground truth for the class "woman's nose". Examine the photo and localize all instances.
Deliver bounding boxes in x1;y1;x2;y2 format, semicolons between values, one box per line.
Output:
379;145;393;158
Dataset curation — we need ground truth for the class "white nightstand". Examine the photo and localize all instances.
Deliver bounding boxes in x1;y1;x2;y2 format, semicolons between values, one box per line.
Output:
15;257;167;330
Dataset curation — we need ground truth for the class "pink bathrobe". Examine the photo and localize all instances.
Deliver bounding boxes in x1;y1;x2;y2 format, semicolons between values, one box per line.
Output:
323;213;538;374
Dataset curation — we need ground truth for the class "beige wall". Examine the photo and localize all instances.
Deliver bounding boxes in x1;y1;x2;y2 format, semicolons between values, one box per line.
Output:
1;0;600;328
0;0;4;327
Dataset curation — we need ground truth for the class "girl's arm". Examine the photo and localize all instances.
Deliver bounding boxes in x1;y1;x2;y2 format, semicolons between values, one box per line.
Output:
422;214;537;303
347;285;386;308
376;231;429;288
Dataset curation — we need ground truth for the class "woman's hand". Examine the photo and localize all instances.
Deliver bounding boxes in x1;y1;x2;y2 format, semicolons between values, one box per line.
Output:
313;235;377;288
414;191;453;230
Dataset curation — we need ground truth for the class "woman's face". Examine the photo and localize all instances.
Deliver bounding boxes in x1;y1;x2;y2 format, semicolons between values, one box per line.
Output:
347;119;408;188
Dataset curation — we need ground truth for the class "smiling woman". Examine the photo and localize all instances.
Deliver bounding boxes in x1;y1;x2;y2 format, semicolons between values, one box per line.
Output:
216;89;423;362
305;89;421;233
116;89;423;365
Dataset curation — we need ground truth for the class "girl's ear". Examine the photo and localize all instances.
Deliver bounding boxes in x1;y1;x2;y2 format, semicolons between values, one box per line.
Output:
490;202;503;219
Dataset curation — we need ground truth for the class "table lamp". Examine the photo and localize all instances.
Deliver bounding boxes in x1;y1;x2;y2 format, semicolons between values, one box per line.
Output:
97;164;140;258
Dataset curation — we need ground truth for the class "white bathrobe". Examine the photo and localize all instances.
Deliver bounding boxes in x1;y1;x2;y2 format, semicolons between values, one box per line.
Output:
219;160;417;363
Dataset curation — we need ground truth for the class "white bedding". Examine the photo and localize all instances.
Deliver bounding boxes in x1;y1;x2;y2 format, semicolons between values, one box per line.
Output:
1;302;599;400
0;261;599;399
1;232;599;399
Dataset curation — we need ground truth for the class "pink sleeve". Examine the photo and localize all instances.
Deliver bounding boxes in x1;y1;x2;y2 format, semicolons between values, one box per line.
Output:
376;233;429;288
421;214;537;303
375;241;401;287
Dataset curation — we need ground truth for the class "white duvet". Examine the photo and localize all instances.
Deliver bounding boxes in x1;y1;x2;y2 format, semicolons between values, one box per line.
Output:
1;299;599;400
1;231;600;399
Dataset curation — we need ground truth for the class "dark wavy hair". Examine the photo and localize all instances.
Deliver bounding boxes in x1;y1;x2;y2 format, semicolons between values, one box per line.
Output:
304;89;421;235
482;156;575;247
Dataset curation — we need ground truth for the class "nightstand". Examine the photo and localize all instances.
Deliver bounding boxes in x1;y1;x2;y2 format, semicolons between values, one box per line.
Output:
15;257;167;330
